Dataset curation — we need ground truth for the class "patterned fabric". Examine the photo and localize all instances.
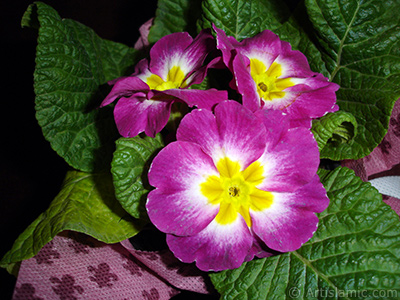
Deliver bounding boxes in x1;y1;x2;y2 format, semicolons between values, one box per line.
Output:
13;231;212;300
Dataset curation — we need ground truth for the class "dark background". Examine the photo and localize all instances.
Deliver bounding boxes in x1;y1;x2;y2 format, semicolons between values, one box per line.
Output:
1;1;157;298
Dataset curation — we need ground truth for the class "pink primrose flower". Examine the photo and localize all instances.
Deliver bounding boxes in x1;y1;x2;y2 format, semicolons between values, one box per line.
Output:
214;25;339;128
101;29;227;137
146;100;329;271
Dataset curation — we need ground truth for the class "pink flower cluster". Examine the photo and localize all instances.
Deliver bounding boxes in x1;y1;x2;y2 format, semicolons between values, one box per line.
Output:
102;26;338;271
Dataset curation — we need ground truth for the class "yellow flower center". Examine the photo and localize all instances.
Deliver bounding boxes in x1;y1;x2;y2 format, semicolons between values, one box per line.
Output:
250;58;294;101
200;157;273;227
146;66;187;91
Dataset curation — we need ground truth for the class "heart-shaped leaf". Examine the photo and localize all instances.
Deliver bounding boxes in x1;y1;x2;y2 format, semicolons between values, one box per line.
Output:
22;2;139;172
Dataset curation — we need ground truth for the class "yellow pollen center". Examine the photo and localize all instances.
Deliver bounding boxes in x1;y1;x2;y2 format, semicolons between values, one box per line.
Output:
146;66;187;91
200;157;273;227
250;58;294;101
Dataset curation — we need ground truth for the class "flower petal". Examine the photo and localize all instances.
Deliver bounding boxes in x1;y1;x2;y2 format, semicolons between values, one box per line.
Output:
250;175;328;252
177;101;267;168
215;101;268;167
248;234;278;259
101;76;150;107
231;54;261;112
214;25;240;68
113;94;172;137
185;56;225;86
149;32;193;78
161;88;227;110
283;76;340;120
255;109;290;149
147;141;220;236
149;30;215;80
166;217;253;271
257;127;320;192
183;29;216;73
237;29;282;64
176;108;223;158
273;44;315;78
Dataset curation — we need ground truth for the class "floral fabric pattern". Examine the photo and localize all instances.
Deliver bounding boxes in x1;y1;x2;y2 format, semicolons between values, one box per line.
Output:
12;231;212;300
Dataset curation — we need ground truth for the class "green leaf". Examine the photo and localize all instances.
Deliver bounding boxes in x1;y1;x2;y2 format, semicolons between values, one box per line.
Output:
0;170;144;269
111;135;164;220
22;2;139;172
148;0;203;43
210;167;400;299
312;111;358;159
305;0;400;159
199;0;289;41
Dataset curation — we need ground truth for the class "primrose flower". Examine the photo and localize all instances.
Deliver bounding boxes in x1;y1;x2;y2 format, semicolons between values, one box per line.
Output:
146;101;329;271
214;26;339;128
101;29;227;137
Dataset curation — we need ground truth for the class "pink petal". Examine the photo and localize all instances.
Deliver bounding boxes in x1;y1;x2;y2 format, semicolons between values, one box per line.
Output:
101;76;150;107
255;109;290;149
149;30;215;80
161;88;227;110
114;94;172;138
257;127;320;192
166;217;253;271
134;18;153;51
177;101;267;168
283;77;340;120
232;53;261;112
147;141;219;236
251;175;329;252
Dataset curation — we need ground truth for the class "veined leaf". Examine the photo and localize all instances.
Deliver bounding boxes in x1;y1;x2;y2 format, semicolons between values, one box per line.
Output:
210;167;400;299
0;171;144;269
22;2;139;172
305;0;400;159
148;0;203;43
199;0;289;41
111;135;164;220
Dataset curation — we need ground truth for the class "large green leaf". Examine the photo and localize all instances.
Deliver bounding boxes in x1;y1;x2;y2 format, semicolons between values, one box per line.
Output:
199;0;289;41
111;135;164;220
210;167;400;299
22;2;138;172
148;0;203;43
305;0;400;159
0;170;144;269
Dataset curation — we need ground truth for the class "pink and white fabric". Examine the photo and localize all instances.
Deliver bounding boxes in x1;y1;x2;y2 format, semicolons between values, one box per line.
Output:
12;231;213;300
